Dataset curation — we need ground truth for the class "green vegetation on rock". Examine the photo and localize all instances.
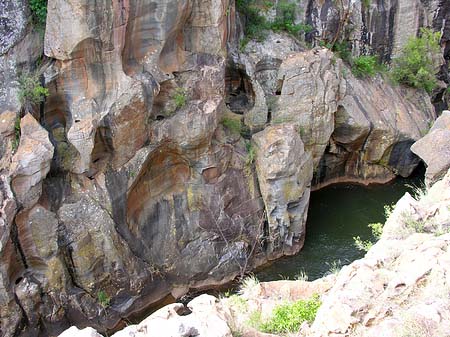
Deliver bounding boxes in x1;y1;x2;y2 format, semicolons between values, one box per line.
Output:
221;116;243;134
236;0;312;45
29;0;48;28
12;116;21;152
173;88;187;109
97;290;111;308
257;295;321;334
18;72;49;114
352;55;379;78
391;28;442;94
353;222;383;252
271;1;313;36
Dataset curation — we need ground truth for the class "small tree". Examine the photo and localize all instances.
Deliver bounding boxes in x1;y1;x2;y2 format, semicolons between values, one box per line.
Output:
352;55;379;78
17;72;49;115
391;28;442;94
29;0;48;29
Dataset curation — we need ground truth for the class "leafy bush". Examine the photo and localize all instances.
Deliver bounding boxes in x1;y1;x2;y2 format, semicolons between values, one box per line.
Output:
259;295;321;333
221;116;243;135
354;222;384;252
391;28;442;94
245;141;255;166
320;40;352;63
12;117;21;152
236;0;269;41
97;290;110;308
29;0;48;28
236;0;312;43
18;73;49;114
271;1;313;37
352;55;379;78
173;88;187;109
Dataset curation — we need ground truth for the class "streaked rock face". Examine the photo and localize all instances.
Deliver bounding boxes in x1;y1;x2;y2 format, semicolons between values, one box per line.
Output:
253;124;313;257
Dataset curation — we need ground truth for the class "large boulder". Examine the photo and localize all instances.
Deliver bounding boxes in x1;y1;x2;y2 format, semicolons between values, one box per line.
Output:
10;114;54;209
317;68;435;186
411;110;450;185
272;48;342;167
110;295;232;337
253;124;313;257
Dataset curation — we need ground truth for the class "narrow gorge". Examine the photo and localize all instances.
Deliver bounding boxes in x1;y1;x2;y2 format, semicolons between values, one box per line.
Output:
0;0;449;336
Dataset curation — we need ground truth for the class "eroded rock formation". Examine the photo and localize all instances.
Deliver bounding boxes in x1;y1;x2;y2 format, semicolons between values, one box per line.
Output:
412;110;450;185
0;0;448;335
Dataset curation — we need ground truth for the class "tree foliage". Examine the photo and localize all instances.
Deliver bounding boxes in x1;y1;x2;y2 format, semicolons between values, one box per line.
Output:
29;0;48;28
391;28;442;94
18;72;49;114
236;0;312;44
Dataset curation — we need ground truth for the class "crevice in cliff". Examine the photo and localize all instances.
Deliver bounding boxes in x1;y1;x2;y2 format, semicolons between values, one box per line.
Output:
10;218;28;271
12;294;29;337
56;220;88;293
88;126;114;179
225;62;255;114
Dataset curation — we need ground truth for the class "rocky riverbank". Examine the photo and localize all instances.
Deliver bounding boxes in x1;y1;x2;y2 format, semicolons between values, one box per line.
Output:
64;161;450;337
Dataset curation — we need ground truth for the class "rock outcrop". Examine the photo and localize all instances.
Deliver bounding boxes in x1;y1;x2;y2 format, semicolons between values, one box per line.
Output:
309;169;450;337
87;168;450;337
237;43;434;187
10;114;54;209
412;110;450;185
111;295;233;337
254;124;313;257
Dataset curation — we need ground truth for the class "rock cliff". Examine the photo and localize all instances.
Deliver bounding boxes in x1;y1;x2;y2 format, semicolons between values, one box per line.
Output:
0;0;448;335
84;166;450;337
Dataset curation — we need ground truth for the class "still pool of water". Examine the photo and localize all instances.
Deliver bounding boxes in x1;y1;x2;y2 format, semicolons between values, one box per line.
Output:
256;177;422;282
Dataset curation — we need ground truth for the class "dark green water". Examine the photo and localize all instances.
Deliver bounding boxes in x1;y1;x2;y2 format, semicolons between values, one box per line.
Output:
256;177;422;281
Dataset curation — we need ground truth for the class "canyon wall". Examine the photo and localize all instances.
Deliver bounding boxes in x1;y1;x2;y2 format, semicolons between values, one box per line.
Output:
0;0;447;335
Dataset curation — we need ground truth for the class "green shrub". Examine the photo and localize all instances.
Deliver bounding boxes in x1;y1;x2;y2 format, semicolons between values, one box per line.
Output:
12;116;21;152
319;40;352;63
271;1;313;37
236;0;269;41
353;220;386;252
352;55;379;78
391;28;442;94
29;0;48;28
236;0;312;42
260;295;321;333
353;236;373;252
97;290;110;308
245;141;255;166
173;88;187;109
353;222;384;252
221;117;242;135
18;73;49;114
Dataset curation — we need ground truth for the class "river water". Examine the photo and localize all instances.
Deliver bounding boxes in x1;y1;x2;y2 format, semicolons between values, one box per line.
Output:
256;176;422;281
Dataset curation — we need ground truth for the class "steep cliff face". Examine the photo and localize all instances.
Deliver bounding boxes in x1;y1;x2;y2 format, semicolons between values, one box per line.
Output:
0;0;448;335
